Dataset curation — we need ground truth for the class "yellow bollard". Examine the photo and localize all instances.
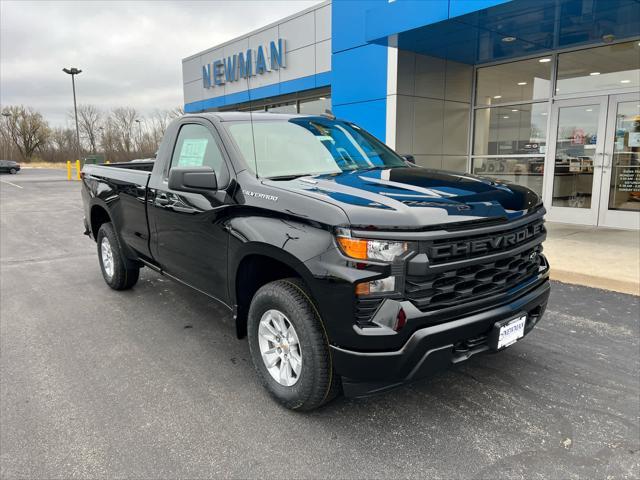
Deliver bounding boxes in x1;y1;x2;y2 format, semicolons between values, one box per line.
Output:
66;161;72;180
76;160;81;181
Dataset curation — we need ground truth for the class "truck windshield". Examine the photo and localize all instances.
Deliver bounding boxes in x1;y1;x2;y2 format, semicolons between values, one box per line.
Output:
225;118;407;178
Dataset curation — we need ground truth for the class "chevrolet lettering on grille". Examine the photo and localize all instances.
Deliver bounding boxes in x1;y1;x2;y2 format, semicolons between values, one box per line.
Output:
428;221;544;260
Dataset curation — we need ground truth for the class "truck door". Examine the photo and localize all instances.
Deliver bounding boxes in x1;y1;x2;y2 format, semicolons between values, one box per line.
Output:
147;120;234;305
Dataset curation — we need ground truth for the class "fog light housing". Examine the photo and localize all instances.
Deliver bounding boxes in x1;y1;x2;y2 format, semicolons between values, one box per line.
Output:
355;276;396;295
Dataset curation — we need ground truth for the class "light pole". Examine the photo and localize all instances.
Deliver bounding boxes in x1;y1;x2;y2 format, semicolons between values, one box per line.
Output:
135;119;143;153
1;111;11;161
62;67;82;162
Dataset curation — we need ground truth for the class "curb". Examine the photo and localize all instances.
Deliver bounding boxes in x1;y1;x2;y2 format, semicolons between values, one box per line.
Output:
550;269;640;296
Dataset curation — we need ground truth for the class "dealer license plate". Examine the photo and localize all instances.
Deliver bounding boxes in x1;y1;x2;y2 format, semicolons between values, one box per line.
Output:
496;315;526;349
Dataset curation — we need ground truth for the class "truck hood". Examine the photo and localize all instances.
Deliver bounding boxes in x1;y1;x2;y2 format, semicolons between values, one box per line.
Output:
263;167;541;230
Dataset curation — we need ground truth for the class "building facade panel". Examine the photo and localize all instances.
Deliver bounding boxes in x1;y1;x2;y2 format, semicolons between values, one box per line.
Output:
315;39;331;73
314;4;332;43
279;45;315;83
183;1;331;115
182;56;203;84
279;11;316;51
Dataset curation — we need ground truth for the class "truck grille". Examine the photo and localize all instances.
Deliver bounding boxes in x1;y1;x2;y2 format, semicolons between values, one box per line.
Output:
426;218;545;265
353;214;548;323
406;244;545;311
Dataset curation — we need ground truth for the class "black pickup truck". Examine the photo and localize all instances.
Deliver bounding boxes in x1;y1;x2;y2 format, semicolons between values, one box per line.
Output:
81;112;550;410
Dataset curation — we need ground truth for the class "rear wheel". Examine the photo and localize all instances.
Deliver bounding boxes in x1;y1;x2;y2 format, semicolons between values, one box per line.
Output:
96;222;139;290
248;278;340;411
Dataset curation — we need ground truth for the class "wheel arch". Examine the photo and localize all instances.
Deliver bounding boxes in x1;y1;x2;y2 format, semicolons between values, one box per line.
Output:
89;203;112;241
230;243;318;339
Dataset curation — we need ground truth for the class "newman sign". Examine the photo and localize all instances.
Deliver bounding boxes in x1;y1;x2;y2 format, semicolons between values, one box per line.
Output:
202;39;286;89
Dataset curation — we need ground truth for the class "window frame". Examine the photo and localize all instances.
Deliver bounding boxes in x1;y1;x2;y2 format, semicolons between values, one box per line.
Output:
164;119;232;188
217;88;331;115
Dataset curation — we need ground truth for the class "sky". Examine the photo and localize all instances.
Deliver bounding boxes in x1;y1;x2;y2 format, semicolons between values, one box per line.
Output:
0;0;321;127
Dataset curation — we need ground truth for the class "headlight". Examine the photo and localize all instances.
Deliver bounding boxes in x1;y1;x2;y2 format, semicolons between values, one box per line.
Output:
335;229;407;261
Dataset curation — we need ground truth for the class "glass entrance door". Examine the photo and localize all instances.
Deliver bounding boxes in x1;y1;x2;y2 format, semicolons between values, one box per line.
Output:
544;97;608;225
545;95;640;228
597;93;640;229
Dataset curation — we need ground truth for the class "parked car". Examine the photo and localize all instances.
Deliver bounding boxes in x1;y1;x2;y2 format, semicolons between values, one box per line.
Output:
81;113;550;411
0;160;20;174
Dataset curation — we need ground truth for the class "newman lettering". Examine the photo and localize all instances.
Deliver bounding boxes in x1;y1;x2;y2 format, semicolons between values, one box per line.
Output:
202;39;286;89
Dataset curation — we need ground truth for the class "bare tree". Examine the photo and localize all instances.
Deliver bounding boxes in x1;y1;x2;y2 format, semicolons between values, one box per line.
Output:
0;118;20;161
148;107;184;152
45;127;77;162
1;105;50;160
74;104;102;153
169;106;184;118
110;107;137;156
100;116;121;162
50;127;73;150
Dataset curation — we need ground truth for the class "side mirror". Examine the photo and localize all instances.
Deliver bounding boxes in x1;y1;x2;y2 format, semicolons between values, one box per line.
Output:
402;154;416;165
168;167;217;193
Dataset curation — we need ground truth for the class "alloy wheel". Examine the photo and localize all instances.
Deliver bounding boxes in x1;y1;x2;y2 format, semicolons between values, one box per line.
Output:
258;309;302;387
100;237;115;279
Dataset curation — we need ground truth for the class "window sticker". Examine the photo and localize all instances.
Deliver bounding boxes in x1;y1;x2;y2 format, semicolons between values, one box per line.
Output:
178;138;208;167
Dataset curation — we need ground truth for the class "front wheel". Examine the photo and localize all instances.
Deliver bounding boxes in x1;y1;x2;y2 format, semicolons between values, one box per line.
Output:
9;168;16;174
96;222;139;290
247;278;340;411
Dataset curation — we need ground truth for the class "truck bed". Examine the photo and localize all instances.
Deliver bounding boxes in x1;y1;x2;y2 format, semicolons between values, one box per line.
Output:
97;160;155;172
83;163;152;186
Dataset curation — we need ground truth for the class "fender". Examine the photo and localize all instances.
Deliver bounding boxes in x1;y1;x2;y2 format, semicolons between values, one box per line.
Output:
88;199;142;267
226;215;335;304
87;191;148;269
83;170;153;262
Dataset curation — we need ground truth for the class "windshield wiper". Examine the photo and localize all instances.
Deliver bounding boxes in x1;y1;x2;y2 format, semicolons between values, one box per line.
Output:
347;165;392;173
266;174;310;181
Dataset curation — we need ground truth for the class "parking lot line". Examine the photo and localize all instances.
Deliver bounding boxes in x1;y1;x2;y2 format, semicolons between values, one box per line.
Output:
0;179;24;189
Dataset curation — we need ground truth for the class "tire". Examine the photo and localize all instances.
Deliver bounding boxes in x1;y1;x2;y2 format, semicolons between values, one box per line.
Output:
9;168;16;174
247;278;340;411
96;222;139;290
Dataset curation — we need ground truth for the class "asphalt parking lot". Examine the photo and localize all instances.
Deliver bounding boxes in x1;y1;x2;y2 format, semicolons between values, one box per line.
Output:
1;168;639;479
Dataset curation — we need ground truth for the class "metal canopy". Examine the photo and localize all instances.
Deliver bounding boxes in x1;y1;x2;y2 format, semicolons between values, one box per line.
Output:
370;0;640;64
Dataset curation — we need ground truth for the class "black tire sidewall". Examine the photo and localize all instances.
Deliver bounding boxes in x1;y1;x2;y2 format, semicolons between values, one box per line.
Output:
96;223;136;290
248;280;329;410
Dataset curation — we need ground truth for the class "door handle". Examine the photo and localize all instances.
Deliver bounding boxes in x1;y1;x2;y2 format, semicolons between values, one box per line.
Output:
155;194;170;206
594;152;604;168
602;152;611;169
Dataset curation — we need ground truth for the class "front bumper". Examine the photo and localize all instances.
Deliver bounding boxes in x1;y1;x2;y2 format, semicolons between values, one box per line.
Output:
331;279;550;397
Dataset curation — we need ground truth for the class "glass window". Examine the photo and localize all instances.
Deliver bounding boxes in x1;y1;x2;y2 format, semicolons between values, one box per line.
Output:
557;41;640;95
608;101;640;212
299;96;331;115
169;124;225;175
471;157;545;195
550;104;601;208
225;118;406;178
476;57;551;105
267;102;297;113
473;103;549;156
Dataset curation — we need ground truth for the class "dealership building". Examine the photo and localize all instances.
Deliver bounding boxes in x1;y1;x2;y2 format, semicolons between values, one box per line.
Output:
183;0;640;229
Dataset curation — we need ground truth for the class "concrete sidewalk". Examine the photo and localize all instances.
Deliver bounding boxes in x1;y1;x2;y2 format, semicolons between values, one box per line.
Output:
544;222;640;295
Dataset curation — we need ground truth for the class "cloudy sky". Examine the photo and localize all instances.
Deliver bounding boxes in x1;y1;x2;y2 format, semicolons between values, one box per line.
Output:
0;0;321;127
